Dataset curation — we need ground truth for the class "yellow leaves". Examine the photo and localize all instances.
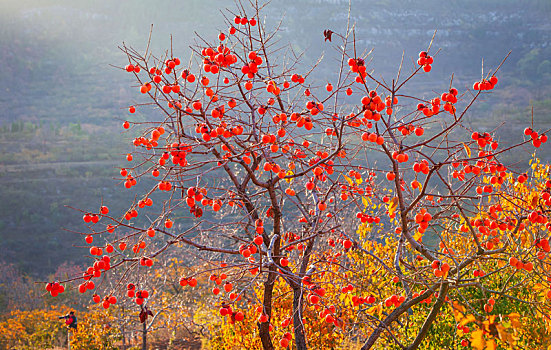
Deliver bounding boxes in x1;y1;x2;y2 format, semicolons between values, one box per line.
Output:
285;170;294;183
364;302;384;320
520;232;528;246
495;323;517;348
470;329;496;350
456;310;522;350
388;197;398;216
452;300;484;348
463;143;472;157
481;315;497;333
344;175;354;186
471;329;486;350
377;303;384;319
506;313;521;329
366;304;379;316
339;291;353;307
452;300;466;321
357;222;370;239
534;283;549;301
453;301;505;350
460;314;477;327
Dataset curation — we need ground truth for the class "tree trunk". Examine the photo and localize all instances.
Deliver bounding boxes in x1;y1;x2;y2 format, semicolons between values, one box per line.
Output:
259;268;276;350
121;308;126;350
142;321;147;350
292;232;315;350
361;288;435;350
259;208;282;350
292;287;307;350
406;283;449;350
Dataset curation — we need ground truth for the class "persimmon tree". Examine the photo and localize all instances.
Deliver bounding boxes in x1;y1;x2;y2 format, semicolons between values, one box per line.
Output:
49;1;551;349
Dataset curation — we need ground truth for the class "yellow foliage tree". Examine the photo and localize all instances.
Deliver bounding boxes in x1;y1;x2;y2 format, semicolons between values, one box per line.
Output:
0;305;69;349
70;306;120;350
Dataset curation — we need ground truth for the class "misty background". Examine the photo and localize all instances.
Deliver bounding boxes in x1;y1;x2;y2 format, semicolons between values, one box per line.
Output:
0;0;550;283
